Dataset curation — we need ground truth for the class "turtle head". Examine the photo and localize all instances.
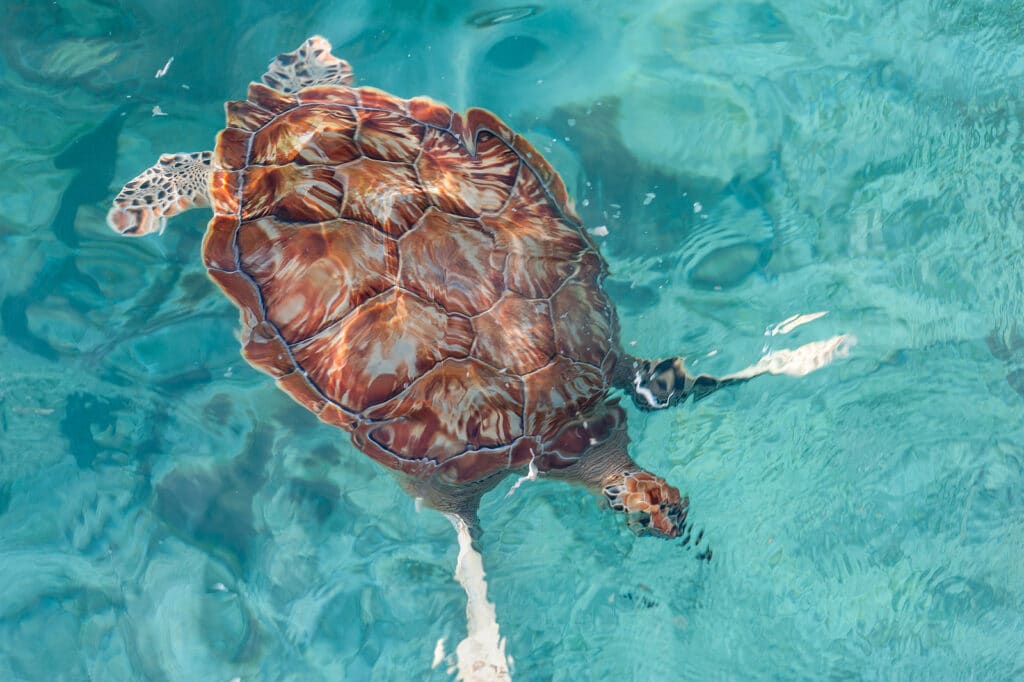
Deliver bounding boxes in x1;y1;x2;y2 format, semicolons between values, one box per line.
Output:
106;203;167;236
602;470;692;540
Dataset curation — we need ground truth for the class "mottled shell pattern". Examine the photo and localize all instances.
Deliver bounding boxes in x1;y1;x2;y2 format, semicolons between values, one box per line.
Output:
203;49;621;484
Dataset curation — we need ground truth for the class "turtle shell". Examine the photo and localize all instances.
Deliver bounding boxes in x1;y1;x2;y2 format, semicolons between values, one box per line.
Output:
203;81;621;483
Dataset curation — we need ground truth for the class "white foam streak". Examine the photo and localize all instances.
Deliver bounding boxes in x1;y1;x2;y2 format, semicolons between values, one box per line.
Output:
767;311;829;336
432;638;447;669
505;452;538;498
446;515;512;682
724;334;856;381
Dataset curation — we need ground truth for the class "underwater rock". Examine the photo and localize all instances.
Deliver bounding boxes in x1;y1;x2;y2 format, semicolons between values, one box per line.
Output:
1;256;103;361
0;0;129;93
986;326;1024;399
286;477;342;525
0;357;160;480
1008;370;1024;398
155;427;273;567
126;550;263;680
60;391;129;468
614;57;775;187
542;97;707;256
687;241;769;290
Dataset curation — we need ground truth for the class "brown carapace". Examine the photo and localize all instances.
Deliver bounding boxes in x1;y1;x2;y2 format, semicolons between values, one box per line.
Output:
108;36;755;553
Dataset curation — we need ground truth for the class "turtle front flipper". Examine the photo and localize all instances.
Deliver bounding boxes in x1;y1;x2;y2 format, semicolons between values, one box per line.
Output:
107;151;212;236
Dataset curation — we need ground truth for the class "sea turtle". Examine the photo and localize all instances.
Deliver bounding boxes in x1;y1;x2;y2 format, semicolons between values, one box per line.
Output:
108;36;838;550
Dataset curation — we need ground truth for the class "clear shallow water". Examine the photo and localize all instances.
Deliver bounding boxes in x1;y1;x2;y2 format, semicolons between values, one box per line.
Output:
1;0;1023;679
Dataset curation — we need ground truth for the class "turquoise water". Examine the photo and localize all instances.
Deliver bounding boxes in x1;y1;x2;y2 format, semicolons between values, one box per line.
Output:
2;0;1023;679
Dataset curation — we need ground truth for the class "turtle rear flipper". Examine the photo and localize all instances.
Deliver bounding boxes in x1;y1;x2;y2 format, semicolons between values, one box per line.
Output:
261;35;353;93
107;151;212;236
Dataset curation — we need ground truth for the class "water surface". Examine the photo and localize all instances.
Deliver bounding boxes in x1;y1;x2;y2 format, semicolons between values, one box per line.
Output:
1;1;1023;679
